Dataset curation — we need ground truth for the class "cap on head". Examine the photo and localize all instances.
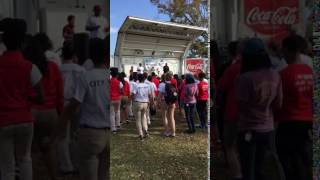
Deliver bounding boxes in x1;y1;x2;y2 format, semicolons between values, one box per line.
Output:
242;38;266;55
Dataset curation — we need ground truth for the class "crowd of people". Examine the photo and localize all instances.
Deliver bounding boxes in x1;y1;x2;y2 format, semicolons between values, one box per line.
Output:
0;5;109;180
215;34;314;180
110;64;209;140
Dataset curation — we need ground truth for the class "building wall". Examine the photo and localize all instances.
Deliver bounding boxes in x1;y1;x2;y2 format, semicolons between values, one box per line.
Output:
3;0;108;34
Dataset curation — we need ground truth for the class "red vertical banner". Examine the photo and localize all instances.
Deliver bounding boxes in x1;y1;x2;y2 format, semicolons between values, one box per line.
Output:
244;0;299;43
185;58;205;75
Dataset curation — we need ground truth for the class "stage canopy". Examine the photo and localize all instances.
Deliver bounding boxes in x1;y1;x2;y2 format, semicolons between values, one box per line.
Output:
114;16;207;75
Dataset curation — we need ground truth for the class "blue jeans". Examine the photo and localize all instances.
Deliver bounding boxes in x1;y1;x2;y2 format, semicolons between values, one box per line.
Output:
184;103;195;132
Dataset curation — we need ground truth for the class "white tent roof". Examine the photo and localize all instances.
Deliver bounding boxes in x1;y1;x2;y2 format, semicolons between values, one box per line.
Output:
114;16;207;59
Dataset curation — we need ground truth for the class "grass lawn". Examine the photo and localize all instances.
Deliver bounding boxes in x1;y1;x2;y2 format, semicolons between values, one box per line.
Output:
111;112;208;180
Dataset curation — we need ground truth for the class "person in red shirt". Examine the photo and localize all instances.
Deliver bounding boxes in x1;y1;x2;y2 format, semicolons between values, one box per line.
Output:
24;33;64;180
0;18;44;180
63;15;75;43
110;67;123;133
276;35;313;180
196;72;208;129
179;75;186;120
119;72;130;124
151;72;159;96
217;40;242;180
170;74;178;89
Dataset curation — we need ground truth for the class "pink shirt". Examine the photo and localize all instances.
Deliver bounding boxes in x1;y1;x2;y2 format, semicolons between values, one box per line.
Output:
235;69;282;132
184;83;198;104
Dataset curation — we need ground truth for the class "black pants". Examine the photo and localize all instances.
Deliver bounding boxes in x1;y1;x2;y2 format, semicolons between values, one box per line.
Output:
238;130;285;180
276;121;313;180
196;100;208;128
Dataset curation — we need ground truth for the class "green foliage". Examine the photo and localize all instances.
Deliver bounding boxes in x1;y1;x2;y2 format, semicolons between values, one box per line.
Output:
150;0;208;58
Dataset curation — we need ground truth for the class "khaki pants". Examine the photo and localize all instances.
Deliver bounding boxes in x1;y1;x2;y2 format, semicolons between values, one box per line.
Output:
78;128;110;180
110;100;121;131
0;123;33;180
133;102;148;136
128;98;134;116
145;104;151;125
57;122;74;172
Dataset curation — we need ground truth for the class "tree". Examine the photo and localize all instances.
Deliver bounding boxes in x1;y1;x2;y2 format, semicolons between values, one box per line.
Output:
150;0;208;57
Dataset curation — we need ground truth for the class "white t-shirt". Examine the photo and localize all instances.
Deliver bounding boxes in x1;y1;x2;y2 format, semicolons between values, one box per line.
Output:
151;82;157;92
73;68;109;128
30;64;42;86
46;50;61;68
300;54;313;70
145;80;156;92
129;81;137;94
133;82;152;102
158;82;166;94
86;15;108;39
82;59;95;71
270;56;287;72
274;54;313;72
61;63;86;105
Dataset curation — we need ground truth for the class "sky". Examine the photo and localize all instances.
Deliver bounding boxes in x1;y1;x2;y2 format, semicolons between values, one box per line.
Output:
110;0;169;55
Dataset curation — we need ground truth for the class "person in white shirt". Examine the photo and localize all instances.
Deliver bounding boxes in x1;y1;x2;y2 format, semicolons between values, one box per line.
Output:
137;63;144;74
132;74;153;140
86;5;108;39
57;42;85;174
144;73;156;126
128;72;138;119
296;34;313;70
52;38;109;180
157;74;169;136
300;54;313;69
268;36;313;71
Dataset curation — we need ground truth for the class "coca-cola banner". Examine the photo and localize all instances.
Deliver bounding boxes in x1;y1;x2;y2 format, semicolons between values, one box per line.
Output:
244;0;299;38
185;58;205;75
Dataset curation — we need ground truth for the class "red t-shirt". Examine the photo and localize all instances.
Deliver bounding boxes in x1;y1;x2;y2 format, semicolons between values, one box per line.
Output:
0;51;34;127
179;80;186;100
30;61;64;114
197;80;209;100
171;78;178;89
276;64;313;122
123;81;130;97
110;77;121;101
63;24;74;41
152;76;159;96
217;62;241;122
152;76;160;88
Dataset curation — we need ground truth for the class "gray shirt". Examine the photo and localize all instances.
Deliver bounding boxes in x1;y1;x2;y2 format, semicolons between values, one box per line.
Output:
73;68;109;128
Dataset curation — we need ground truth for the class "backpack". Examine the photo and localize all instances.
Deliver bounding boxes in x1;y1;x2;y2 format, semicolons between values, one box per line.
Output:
165;83;178;104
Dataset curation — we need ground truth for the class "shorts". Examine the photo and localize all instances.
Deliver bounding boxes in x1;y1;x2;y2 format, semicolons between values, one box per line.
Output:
121;96;129;108
32;109;58;146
